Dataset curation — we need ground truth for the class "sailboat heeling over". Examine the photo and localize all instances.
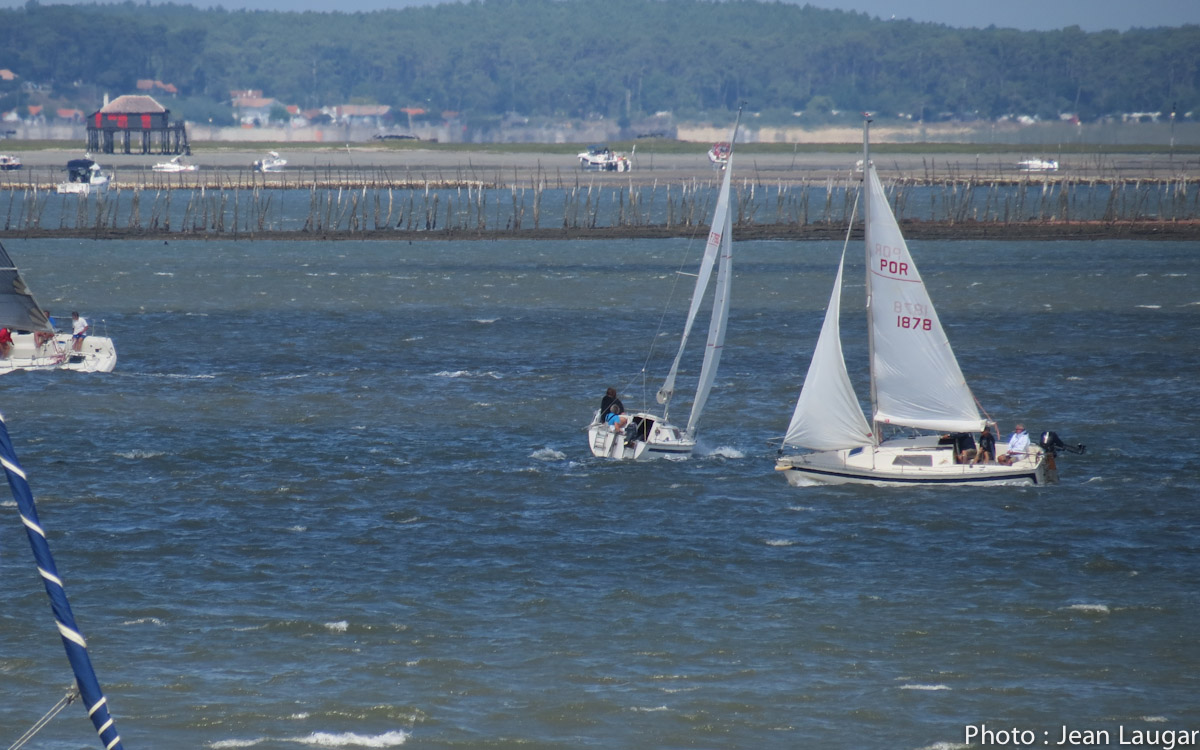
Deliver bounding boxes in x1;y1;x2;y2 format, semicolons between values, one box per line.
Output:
0;241;53;333
0;413;125;750
864;165;985;434
656;108;741;428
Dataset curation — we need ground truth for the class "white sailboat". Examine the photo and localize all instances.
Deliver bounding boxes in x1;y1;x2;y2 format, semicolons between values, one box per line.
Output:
0;241;117;375
775;119;1048;486
587;110;741;460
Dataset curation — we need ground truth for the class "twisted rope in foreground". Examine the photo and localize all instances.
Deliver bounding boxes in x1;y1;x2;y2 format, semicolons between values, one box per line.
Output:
6;687;78;750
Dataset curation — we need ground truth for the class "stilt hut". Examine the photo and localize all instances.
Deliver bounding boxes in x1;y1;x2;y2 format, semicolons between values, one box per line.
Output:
87;94;190;155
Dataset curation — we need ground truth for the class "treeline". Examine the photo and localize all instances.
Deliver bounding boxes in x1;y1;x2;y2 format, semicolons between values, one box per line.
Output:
1;0;1198;126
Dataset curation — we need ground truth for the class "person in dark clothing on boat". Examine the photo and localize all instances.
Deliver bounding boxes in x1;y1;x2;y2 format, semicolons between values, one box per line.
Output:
599;387;624;419
973;426;997;464
940;432;977;463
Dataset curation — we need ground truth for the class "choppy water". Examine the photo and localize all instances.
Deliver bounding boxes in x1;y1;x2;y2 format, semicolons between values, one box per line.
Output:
0;236;1197;750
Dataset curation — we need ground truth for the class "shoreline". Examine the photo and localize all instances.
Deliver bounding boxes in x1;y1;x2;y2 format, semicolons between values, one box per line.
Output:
4;220;1197;242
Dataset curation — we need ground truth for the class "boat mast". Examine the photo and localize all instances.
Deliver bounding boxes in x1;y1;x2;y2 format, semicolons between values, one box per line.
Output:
0;414;125;750
862;115;880;446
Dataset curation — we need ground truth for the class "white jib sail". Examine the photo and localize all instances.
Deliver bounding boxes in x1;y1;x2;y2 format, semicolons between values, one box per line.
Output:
865;165;984;433
656;150;734;409
783;243;874;450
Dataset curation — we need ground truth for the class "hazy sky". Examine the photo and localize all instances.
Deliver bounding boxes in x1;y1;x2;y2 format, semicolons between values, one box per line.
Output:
0;0;1197;31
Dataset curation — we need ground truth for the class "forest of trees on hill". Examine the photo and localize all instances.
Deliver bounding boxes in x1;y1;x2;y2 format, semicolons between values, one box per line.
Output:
1;0;1198;128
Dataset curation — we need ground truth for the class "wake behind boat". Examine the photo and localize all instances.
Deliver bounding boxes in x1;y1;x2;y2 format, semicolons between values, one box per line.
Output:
0;241;117;375
775;118;1078;487
587;109;741;460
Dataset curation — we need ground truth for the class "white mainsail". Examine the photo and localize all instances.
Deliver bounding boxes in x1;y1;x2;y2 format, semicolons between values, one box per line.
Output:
864;165;984;434
783;242;874;450
684;154;734;435
656;114;739;436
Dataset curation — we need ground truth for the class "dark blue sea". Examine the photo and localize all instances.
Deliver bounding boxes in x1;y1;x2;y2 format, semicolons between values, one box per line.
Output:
1;236;1197;750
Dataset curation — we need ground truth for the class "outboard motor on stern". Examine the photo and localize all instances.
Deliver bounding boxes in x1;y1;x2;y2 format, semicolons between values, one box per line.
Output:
1039;430;1086;456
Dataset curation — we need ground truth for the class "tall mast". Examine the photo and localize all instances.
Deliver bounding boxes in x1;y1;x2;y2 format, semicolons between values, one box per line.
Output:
0;414;124;750
862;115;880;445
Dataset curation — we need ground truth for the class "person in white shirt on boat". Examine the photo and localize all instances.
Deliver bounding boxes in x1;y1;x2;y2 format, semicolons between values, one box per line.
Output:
997;424;1030;465
71;311;89;351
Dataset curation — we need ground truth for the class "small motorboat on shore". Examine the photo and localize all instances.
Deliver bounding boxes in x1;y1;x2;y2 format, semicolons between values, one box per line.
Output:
252;150;287;172
1018;158;1059;172
708;141;730;168
153;155;198;172
577;144;633;172
56;157;110;195
0;153;20;170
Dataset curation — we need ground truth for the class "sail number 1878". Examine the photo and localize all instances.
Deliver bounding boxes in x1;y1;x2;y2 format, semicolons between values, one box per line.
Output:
897;316;932;330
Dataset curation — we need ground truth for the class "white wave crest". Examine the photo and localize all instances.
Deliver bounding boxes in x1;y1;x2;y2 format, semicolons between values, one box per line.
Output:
1063;603;1110;614
531;447;566;461
472;318;499;324
765;539;796;547
900;683;951;691
433;370;501;379
296;731;409;747
702;445;744;459
211;732;409;749
114;450;165;459
325;621;349;632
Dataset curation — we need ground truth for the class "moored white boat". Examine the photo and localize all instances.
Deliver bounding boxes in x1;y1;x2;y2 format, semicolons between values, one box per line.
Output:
1018;158;1058;172
708;141;730;168
587;110;741;460
577;144;633;172
0;153;21;170
775;118;1073;487
56;157;110;195
153;154;197;172
252;150;287;172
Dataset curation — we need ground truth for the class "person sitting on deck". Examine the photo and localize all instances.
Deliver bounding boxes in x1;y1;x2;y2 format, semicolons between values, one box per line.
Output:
940;432;977;463
0;327;11;358
34;310;57;348
604;403;628;433
997;424;1030;465
972;426;997;465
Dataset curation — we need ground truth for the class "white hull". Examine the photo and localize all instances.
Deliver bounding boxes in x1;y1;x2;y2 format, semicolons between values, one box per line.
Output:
775;435;1045;486
0;332;117;374
586;411;694;460
56;179;109;195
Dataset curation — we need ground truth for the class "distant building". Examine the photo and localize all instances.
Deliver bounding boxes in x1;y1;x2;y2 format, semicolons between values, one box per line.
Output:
87;94;189;155
332;104;393;129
